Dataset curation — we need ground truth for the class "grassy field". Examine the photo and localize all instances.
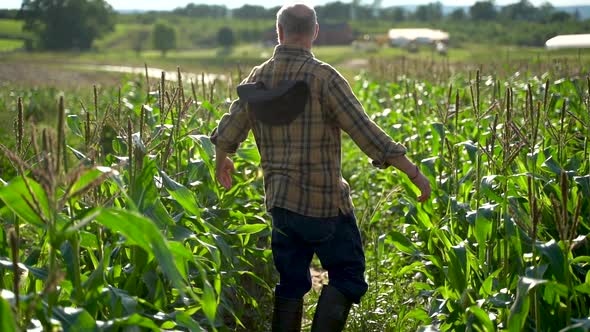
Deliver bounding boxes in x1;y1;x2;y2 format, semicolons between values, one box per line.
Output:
0;19;27;38
92;23;152;51
0;38;22;51
1;43;588;86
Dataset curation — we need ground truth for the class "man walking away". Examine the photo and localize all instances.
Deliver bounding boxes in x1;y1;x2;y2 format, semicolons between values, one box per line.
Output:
211;3;432;331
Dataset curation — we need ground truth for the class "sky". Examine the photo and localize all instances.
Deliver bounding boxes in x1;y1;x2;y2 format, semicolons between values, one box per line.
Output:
2;0;590;11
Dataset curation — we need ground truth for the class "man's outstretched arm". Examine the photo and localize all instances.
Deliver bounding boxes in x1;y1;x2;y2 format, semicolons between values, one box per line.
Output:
325;73;431;202
388;154;431;202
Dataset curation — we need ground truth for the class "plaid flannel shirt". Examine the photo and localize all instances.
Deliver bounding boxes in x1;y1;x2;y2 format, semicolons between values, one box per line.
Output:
211;45;407;217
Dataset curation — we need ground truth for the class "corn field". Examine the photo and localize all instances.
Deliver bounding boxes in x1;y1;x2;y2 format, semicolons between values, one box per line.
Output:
0;63;589;331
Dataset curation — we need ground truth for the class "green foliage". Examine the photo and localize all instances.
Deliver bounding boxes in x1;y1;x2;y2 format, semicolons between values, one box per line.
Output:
316;2;351;20
4;3;588;51
501;0;541;21
152;21;176;56
0;19;29;39
92;23;151;52
20;0;115;50
0;56;589;331
344;71;590;331
414;2;443;21
0;75;274;331
173;4;228;18
448;8;466;21
1;296;17;332
232;5;274;20
470;1;497;20
217;27;236;49
0;39;23;51
0;9;20;20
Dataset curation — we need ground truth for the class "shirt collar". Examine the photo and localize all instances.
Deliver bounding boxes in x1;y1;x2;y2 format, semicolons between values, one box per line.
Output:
273;44;314;58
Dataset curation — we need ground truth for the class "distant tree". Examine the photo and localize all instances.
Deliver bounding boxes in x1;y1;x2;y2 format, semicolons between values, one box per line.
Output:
500;0;538;21
268;6;282;16
20;0;115;50
389;7;407;22
548;11;572;22
217;27;236;49
349;2;372;20
573;9;581;21
173;4;228;18
534;3;567;22
315;2;350;21
469;1;497;20
0;9;19;19
379;6;404;21
537;2;554;20
414;2;443;21
133;30;150;57
449;8;466;21
232;5;272;19
153;21;176;56
135;13;157;24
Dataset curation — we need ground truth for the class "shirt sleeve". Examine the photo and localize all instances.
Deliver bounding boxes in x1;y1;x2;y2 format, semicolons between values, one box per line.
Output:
210;69;257;153
210;99;251;153
325;72;407;168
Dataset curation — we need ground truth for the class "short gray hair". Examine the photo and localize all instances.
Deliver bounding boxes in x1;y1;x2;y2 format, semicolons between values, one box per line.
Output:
276;3;317;40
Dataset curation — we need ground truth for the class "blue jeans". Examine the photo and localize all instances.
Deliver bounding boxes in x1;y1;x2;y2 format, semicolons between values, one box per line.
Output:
270;207;368;303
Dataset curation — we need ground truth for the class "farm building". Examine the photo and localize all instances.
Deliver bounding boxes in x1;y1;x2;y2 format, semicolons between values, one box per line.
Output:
387;28;449;47
263;22;354;46
315;23;354;45
545;34;590;49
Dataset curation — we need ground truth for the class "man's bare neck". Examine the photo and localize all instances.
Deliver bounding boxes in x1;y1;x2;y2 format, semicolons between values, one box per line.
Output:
280;40;312;50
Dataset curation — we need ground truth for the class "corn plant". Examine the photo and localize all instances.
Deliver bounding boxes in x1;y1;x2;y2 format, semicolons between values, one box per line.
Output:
1;70;274;331
345;70;590;331
1;64;589;331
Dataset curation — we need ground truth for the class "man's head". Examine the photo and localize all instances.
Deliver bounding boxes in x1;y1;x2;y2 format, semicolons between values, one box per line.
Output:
276;3;318;48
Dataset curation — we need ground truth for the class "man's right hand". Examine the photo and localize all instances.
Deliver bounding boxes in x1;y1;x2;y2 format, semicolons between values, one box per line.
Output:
388;155;433;203
410;171;431;203
216;157;235;190
215;147;235;190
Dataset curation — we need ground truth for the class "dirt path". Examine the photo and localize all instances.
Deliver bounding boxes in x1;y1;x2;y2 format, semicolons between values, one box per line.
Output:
1;58;367;89
0;62;123;89
311;267;329;292
0;61;224;89
340;58;369;70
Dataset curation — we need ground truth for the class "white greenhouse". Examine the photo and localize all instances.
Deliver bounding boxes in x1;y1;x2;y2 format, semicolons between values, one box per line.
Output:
545;34;590;50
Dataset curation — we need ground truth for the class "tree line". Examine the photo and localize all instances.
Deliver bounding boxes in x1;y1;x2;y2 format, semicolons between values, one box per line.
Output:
170;0;581;23
4;0;587;51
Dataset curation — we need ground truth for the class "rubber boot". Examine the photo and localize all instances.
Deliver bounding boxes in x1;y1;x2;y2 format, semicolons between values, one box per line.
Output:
272;296;303;332
311;285;353;332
